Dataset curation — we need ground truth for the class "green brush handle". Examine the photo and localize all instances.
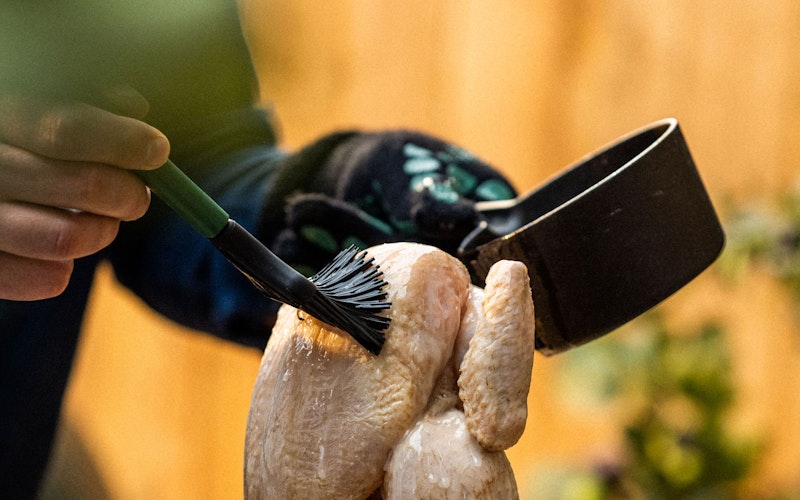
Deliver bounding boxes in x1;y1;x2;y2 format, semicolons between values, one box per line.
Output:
135;160;230;238
137;159;318;306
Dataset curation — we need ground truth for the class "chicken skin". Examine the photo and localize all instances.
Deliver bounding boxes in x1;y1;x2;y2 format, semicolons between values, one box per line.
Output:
245;243;535;499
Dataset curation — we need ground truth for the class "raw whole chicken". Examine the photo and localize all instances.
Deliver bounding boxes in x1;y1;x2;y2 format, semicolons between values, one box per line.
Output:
244;242;536;499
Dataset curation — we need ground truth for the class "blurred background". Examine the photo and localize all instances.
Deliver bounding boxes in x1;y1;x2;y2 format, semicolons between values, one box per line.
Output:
41;1;799;498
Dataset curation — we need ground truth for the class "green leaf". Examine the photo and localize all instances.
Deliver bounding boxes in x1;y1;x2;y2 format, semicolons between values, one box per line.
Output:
475;178;515;201
299;225;338;252
403;143;433;158
403;157;441;175
446;164;478;195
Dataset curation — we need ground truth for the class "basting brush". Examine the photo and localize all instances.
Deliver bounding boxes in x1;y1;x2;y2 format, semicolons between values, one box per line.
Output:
135;160;391;355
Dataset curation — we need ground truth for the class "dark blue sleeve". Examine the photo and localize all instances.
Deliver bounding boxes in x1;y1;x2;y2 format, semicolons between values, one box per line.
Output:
0;255;101;497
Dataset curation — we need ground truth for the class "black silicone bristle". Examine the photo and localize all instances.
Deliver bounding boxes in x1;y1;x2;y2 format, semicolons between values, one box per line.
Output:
210;219;390;354
307;246;391;355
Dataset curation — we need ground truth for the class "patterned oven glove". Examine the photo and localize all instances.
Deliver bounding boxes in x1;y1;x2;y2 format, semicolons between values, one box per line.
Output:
259;130;517;276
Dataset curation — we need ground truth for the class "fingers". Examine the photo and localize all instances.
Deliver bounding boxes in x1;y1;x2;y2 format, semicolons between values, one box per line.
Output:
0;202;120;300
93;84;151;120
0;91;167;300
0;94;169;170
0;202;120;260
0;158;137;301
0;144;151;221
0;252;74;301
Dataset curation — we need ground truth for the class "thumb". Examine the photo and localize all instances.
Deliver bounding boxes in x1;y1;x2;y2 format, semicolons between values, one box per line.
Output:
92;84;151;120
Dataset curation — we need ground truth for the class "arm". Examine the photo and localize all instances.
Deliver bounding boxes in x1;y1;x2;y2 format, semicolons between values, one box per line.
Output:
1;0;286;347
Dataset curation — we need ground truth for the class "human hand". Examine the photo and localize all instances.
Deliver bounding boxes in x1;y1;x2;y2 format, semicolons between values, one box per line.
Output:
0;87;170;300
263;130;516;275
245;242;535;499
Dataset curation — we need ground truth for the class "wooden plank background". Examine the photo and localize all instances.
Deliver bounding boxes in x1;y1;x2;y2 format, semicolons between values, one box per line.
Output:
41;1;800;498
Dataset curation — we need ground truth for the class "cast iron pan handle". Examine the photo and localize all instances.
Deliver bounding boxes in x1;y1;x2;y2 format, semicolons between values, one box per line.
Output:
458;118;725;355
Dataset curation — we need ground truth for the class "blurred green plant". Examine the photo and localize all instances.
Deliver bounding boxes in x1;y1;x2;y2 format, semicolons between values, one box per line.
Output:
718;182;800;303
534;315;760;500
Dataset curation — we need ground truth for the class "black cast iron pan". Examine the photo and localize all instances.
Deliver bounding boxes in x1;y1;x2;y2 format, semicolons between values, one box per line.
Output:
458;118;725;355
